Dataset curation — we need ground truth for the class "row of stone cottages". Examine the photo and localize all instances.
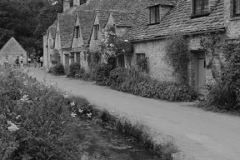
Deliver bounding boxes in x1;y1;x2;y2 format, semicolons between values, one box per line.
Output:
43;0;240;95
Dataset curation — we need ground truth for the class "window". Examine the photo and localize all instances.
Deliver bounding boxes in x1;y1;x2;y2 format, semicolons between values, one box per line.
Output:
93;24;99;40
136;53;145;62
74;26;80;38
76;52;80;63
149;5;160;24
233;0;240;16
192;0;209;15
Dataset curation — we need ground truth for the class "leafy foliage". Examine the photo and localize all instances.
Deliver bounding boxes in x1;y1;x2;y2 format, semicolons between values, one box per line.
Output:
100;68;197;102
96;64;113;86
68;62;81;77
50;63;65;75
0;68;88;160
165;35;190;83
199;43;240;113
100;25;133;66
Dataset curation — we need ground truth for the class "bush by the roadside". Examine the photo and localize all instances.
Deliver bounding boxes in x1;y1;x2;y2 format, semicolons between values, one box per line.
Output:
107;68;197;102
68;62;80;77
0;69;88;160
49;63;65;75
199;49;240;114
96;63;113;85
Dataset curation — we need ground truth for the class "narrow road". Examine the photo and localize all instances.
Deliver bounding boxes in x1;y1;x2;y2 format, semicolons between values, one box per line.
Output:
28;68;240;160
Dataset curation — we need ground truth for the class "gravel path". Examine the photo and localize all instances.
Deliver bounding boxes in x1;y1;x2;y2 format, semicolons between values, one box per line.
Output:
28;68;240;160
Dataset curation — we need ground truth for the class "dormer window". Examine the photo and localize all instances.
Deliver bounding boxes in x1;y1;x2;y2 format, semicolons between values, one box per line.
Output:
233;0;240;16
192;0;209;17
74;26;80;38
94;24;99;40
149;5;160;24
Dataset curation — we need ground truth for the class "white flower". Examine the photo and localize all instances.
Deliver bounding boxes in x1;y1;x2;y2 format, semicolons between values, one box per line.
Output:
110;43;114;47
71;112;77;118
64;94;69;99
70;102;75;107
20;94;29;102
16;115;21;120
7;121;19;132
86;113;92;118
124;40;129;42
23;81;28;86
78;108;83;113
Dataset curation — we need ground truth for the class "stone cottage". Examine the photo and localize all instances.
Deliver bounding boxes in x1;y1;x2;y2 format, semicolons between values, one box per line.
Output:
128;0;240;95
43;0;240;94
0;37;27;66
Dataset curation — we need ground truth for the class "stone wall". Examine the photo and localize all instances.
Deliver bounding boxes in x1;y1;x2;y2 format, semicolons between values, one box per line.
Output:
224;0;240;39
133;40;177;82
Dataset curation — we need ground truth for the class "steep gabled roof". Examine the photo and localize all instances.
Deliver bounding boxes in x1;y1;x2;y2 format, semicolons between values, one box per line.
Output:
77;10;95;42
58;13;75;48
96;10;109;29
110;11;137;27
130;0;225;41
0;37;27;55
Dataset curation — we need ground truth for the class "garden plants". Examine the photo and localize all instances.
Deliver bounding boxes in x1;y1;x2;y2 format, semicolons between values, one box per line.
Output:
0;67;177;160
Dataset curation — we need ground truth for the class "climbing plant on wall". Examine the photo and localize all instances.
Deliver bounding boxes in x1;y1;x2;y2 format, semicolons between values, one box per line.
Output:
100;25;133;66
165;35;190;83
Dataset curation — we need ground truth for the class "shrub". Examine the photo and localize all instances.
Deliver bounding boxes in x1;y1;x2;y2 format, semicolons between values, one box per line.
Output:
199;48;240;113
104;67;197;102
0;69;86;160
49;63;65;75
165;35;190;83
109;68;129;90
96;63;113;86
68;62;80;77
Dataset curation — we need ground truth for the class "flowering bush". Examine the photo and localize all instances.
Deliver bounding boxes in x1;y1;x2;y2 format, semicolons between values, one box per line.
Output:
0;69;89;159
100;25;133;64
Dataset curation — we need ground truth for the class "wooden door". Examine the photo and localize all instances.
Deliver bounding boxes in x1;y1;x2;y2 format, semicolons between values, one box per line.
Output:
197;53;207;95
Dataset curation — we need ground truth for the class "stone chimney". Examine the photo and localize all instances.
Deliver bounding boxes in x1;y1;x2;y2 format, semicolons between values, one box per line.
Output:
73;0;80;6
63;0;70;12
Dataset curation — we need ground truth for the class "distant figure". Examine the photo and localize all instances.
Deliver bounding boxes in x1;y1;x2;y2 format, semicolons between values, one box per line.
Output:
4;56;9;68
40;56;43;68
15;56;20;68
28;57;31;67
37;56;41;68
34;56;37;68
20;55;23;67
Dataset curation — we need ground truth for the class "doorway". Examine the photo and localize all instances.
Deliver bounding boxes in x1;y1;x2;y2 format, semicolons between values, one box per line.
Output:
195;52;207;95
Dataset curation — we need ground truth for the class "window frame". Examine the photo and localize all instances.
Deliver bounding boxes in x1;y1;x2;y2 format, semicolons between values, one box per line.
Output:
136;53;146;63
191;0;210;18
149;5;160;25
74;26;80;38
93;24;99;40
233;0;240;16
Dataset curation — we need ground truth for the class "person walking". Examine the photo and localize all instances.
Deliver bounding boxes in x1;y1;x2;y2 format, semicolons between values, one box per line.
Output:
4;56;9;68
15;56;20;68
28;57;31;67
40;56;43;68
34;56;37;68
37;56;41;68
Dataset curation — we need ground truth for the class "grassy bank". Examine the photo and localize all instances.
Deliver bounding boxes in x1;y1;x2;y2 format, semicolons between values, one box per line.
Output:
0;67;178;160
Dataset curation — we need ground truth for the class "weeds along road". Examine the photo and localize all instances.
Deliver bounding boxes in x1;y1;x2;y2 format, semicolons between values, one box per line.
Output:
28;68;240;160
